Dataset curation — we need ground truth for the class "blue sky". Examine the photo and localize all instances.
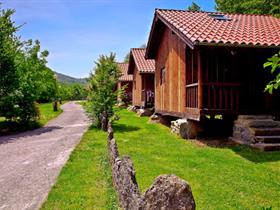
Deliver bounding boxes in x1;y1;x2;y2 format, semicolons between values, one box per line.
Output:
1;0;216;78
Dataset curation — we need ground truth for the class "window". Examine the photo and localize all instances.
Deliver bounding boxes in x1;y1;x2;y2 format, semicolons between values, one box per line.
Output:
160;68;166;85
208;13;232;21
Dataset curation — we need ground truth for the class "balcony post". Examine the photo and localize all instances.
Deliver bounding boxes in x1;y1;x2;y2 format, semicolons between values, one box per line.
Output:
197;49;203;109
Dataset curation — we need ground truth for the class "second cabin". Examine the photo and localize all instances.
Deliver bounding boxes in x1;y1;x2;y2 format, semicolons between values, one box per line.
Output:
117;63;133;104
128;48;155;108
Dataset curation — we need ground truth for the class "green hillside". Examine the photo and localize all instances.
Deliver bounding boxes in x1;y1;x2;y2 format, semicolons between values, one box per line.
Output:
54;71;87;85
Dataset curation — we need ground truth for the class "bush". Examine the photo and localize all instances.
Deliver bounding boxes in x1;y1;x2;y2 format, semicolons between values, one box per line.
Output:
88;53;122;129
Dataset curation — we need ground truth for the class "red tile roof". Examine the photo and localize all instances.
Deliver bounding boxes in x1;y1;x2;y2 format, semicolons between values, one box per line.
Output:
131;48;155;73
117;63;133;82
154;9;280;48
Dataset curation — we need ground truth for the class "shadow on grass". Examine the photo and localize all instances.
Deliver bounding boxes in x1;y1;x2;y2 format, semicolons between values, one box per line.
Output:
194;138;280;163
231;146;280;163
112;123;140;133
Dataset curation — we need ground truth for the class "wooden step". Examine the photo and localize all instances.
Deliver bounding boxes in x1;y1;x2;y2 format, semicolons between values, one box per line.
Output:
250;143;280;151
252;127;280;136
238;115;274;120
255;136;280;143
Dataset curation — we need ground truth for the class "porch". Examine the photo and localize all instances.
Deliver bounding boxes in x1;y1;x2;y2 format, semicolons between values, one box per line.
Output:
185;46;280;121
140;74;155;108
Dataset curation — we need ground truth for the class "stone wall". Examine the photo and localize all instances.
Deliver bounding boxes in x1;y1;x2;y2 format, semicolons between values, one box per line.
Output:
107;122;196;210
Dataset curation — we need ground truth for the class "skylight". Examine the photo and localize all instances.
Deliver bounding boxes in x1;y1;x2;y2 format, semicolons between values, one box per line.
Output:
208;14;232;21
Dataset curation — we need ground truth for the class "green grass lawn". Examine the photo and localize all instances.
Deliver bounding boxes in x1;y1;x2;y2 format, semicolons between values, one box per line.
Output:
38;102;63;125
0;102;63;135
41;126;119;210
113;109;280;210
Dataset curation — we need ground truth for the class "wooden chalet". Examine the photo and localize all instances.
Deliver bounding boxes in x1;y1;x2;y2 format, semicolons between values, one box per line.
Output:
117;63;133;104
128;48;155;108
146;9;280;121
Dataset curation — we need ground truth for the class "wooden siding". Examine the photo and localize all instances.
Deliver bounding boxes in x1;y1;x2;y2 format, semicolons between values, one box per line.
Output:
132;65;142;107
155;27;186;114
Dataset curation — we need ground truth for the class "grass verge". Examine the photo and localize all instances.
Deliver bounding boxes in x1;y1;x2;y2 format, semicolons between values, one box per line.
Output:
41;126;119;210
38;102;63;125
0;102;62;135
113;108;280;210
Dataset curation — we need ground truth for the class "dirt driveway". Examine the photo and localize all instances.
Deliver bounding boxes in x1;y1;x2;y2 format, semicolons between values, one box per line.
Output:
0;102;90;210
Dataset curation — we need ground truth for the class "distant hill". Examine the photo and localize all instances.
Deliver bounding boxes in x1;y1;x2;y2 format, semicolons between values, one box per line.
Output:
54;72;87;85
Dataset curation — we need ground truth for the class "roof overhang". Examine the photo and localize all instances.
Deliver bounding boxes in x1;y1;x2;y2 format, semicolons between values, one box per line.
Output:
196;41;280;49
146;10;280;59
127;51;135;75
146;11;195;59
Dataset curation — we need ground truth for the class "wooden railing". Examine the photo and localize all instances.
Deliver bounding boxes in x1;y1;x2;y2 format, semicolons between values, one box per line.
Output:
186;82;240;111
141;89;155;104
186;83;198;108
203;83;240;110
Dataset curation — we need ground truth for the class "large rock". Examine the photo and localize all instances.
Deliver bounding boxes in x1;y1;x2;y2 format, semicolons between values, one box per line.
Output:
140;174;196;210
127;105;138;112
137;109;153;117
149;114;160;123
113;156;141;210
108;138;119;164
171;119;199;139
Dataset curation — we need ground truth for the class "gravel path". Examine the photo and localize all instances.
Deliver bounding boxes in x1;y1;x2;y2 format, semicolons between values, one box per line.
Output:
0;102;90;210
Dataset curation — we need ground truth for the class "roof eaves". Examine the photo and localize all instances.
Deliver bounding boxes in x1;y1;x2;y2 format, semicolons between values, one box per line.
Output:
139;70;155;74
156;11;195;49
146;11;158;59
196;41;280;49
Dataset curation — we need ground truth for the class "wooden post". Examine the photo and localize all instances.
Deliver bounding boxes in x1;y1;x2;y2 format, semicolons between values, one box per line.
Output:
197;49;203;109
117;82;122;102
53;101;58;112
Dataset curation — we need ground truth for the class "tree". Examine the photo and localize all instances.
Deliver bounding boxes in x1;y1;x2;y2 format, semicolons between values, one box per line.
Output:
263;51;280;94
215;0;280;17
124;52;130;63
8;40;52;123
88;53;122;129
187;2;201;11
0;7;23;122
38;67;58;103
0;6;57;123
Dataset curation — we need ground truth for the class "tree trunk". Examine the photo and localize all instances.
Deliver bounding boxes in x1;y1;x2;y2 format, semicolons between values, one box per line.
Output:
53;101;58;112
101;111;108;131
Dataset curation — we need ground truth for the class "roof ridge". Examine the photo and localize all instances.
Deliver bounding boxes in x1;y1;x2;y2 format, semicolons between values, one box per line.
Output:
116;62;128;64
131;48;146;50
155;8;274;17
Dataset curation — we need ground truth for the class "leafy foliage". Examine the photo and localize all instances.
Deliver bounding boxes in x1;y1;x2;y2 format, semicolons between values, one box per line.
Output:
264;51;280;94
123;52;130;63
215;0;280;17
88;53;122;127
0;6;59;123
57;83;88;101
187;2;201;11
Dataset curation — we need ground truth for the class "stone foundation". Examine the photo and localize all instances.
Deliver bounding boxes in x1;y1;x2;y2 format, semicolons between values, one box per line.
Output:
149;114;160;123
171;119;200;139
127;105;138;112
137;108;153;117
